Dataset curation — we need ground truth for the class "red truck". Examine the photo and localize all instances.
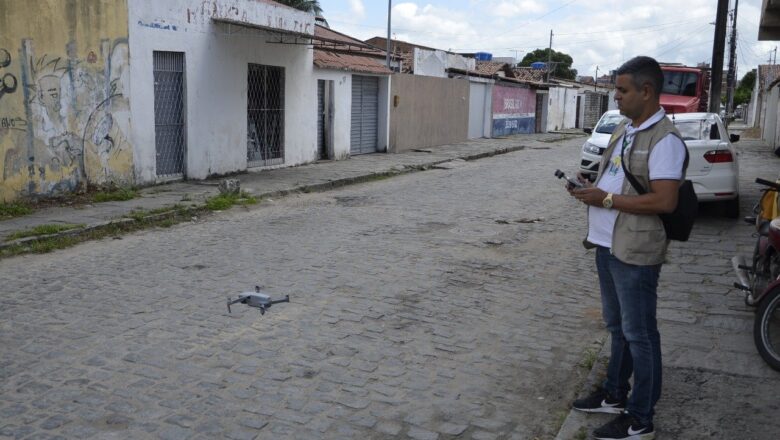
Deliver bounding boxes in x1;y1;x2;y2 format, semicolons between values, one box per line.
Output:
659;64;712;114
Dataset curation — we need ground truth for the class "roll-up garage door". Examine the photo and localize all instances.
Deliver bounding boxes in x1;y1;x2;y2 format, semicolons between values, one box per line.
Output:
350;76;379;155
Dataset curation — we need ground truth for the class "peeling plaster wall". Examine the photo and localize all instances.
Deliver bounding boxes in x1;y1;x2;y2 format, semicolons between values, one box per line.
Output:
312;71;354;160
0;0;132;201
546;87;578;132
128;0;316;182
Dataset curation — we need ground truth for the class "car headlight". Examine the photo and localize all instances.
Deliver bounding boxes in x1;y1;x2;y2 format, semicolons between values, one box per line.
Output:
582;142;601;154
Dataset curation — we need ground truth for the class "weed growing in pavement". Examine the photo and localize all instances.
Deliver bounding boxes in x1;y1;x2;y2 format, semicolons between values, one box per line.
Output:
554;410;569;431
0;211;200;259
92;186;138;202
205;191;257;211
6;223;85;241
574;427;588;440
580;347;599;371
0;201;33;219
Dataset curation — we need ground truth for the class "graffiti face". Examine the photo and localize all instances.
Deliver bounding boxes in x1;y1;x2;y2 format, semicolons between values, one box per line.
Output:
38;74;62;114
0;48;10;67
0;49;18;101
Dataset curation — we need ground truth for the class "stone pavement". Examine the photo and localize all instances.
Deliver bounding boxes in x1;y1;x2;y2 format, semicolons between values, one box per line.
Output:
2;129;780;440
1;132;604;440
0;132;580;250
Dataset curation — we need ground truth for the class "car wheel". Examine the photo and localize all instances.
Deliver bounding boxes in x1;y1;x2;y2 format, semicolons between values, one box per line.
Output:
723;197;740;219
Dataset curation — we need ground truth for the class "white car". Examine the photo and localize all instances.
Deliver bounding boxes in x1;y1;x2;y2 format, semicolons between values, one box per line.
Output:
672;112;740;217
578;111;740;217
580;110;626;178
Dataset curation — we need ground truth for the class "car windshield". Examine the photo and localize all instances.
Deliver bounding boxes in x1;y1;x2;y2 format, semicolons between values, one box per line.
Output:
662;71;699;97
673;119;719;141
595;114;625;134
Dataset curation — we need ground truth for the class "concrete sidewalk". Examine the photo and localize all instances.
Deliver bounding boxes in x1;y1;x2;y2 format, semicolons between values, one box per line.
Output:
0;132;581;251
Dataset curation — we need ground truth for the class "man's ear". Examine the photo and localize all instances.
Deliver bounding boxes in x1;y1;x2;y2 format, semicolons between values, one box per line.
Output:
641;82;653;100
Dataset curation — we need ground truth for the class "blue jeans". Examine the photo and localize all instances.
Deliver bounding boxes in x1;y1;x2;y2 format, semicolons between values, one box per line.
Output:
595;246;662;425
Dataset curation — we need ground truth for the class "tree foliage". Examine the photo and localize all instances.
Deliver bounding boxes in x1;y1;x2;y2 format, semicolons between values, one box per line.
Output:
519;48;577;80
733;70;755;107
274;0;324;16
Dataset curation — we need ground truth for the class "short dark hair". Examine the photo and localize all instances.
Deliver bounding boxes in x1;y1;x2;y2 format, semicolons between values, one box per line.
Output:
616;56;663;96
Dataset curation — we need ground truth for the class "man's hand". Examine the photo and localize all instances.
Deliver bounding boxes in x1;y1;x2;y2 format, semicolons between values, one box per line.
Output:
569;179;680;214
567;173;594;196
571;187;607;206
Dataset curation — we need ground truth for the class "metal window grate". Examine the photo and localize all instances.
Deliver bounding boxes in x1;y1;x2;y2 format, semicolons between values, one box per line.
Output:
247;64;285;167
154;51;186;177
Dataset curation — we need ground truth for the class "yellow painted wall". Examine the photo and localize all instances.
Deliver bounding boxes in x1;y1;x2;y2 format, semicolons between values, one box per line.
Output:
0;0;132;201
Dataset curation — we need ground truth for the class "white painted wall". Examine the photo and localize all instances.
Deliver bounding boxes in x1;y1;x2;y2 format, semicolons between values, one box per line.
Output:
547;87;578;131
414;48;475;78
608;89;617;111
467;80;493;139
127;0;316;183
312;70;351;159
312;70;390;157
764;85;778;149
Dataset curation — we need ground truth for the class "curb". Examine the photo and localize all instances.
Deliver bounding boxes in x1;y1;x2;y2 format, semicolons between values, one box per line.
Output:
555;340;610;440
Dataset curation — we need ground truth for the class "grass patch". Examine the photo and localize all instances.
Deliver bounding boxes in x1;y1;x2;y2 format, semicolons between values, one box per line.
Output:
574;427;588;440
127;204;190;222
7;223;85;240
91;187;138;203
580;347;600;371
205;191;257;211
0;208;202;259
0;201;33;220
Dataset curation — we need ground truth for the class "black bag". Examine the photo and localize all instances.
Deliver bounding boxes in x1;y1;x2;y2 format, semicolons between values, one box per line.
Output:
621;144;698;242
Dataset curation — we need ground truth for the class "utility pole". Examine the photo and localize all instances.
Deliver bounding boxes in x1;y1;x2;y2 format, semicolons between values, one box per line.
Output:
546;30;553;82
595;65;599;91
725;0;739;124
385;0;392;69
775;46;778;64
709;0;729;114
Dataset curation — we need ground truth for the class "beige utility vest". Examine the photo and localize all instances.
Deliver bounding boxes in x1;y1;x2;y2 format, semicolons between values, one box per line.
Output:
590;116;683;266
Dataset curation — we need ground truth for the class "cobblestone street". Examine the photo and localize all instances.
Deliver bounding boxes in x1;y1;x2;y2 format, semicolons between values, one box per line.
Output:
2;136;779;439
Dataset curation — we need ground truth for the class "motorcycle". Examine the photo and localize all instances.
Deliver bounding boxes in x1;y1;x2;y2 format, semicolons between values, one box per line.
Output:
732;177;780;371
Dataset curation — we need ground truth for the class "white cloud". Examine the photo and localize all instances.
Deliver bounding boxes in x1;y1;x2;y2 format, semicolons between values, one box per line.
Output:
348;0;365;19
490;0;546;17
319;0;768;81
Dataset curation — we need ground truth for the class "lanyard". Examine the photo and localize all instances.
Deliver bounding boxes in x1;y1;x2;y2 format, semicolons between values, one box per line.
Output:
619;132;635;171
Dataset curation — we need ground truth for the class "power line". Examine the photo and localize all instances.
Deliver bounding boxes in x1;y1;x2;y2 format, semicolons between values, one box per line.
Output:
555;16;711;36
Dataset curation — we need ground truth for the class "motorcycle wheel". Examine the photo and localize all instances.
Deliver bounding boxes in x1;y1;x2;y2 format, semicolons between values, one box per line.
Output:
754;287;780;371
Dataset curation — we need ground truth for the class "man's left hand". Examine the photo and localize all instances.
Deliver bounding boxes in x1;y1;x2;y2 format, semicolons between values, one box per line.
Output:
572;187;607;207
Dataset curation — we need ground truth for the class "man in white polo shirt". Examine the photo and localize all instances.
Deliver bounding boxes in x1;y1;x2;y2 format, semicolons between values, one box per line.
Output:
568;56;686;440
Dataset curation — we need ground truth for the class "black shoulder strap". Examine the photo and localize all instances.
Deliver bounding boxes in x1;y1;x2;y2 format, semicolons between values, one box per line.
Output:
620;130;689;196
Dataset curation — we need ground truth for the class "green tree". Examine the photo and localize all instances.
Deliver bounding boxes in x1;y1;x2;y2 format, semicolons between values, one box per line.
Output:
738;70;755;91
733;70;755;107
519;48;577;80
275;0;324;16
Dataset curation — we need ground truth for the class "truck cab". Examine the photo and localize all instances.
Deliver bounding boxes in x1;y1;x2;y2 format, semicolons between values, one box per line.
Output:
659;66;711;114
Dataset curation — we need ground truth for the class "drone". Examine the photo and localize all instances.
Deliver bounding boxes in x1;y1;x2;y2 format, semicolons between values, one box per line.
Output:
227;286;290;315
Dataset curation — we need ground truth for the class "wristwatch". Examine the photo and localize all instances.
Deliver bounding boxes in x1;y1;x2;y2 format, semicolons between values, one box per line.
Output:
602;193;614;209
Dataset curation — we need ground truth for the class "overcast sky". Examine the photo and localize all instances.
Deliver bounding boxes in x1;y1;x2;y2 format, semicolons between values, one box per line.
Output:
318;0;774;81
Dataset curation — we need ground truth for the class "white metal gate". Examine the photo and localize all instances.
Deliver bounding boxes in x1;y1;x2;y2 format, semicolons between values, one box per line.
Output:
468;82;489;139
153;51;186;177
350;75;379;155
248;64;285;167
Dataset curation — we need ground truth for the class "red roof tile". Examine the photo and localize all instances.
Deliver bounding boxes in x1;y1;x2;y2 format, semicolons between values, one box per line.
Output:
512;67;547;83
313;25;391;74
475;61;513;76
313;51;391;74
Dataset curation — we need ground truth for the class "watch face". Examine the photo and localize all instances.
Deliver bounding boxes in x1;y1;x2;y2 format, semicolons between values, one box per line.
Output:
603;196;613;208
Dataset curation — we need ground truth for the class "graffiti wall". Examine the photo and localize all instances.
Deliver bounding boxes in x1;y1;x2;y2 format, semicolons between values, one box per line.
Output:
0;0;132;201
491;84;536;137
